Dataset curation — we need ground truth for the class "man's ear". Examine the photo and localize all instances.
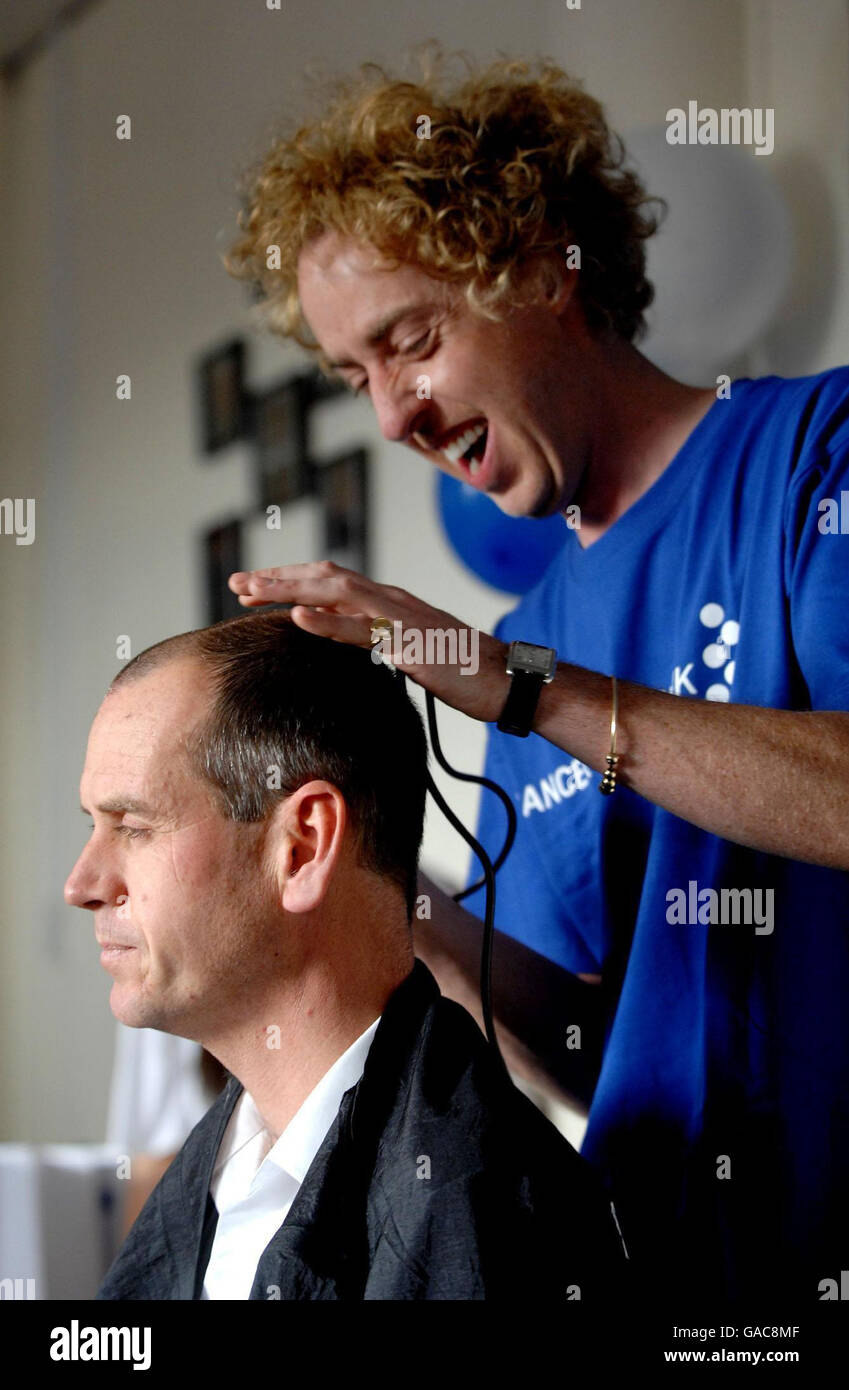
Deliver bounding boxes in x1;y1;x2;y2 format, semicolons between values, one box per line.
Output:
524;246;579;316
266;781;348;914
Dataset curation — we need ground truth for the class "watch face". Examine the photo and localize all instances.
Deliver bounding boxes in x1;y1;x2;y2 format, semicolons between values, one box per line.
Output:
507;641;557;676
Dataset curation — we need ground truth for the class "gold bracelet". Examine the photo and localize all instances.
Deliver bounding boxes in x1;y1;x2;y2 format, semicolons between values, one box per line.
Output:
599;675;620;796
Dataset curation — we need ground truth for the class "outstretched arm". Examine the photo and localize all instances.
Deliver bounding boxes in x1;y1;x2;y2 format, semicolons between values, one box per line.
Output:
229;562;849;871
533;662;849;871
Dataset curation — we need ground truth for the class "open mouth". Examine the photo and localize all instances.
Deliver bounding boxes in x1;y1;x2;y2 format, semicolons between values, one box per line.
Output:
439;420;488;475
462;425;488;476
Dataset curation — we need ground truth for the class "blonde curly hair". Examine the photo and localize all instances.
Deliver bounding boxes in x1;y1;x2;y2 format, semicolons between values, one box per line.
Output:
226;44;662;358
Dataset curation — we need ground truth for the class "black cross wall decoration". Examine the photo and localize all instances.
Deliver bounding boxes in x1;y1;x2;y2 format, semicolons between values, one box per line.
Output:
197;337;371;624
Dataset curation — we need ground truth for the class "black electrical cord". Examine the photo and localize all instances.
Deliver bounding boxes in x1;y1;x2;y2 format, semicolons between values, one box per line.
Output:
420;687;515;1081
422;689;518;900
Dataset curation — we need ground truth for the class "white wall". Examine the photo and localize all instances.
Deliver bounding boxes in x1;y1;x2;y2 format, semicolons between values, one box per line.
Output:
0;44;54;1145
1;0;845;1141
746;0;849;375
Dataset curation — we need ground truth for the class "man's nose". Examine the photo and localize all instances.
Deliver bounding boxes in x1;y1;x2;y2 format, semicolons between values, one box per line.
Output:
368;366;428;444
64;842;111;911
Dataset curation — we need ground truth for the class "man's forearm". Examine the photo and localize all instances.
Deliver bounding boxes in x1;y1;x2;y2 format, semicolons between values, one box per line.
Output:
416;872;604;1110
229;565;849;867
536;664;849;870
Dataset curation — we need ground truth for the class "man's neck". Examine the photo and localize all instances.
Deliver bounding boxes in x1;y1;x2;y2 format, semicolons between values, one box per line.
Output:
203;954;412;1140
571;343;718;548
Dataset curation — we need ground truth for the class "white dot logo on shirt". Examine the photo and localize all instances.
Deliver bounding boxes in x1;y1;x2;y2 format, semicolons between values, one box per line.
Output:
668;602;740;700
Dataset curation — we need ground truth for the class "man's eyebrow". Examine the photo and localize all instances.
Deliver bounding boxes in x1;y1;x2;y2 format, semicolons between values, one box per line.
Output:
80;798;156;817
325;302;433;370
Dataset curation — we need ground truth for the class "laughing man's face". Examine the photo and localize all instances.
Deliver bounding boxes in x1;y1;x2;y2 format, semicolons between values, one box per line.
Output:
297;232;593;520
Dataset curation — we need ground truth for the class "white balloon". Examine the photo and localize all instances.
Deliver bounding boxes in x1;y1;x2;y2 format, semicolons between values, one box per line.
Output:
622;125;793;378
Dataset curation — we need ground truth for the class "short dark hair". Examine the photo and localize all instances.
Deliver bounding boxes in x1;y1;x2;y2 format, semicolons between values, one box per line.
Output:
111;613;428;918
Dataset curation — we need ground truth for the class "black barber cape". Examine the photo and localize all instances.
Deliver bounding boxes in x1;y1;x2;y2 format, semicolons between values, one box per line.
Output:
98;961;626;1300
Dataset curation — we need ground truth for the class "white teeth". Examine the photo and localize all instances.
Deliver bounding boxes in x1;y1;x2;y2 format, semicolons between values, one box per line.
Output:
469;457;482;477
440;421;487;465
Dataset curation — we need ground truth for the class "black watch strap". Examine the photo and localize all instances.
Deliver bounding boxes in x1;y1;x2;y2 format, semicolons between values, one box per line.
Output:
497;669;545;737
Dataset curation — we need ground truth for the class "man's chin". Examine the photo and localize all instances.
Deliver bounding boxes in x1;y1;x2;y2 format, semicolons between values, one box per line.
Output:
500;480;559;520
110;990;203;1044
110;994;149;1029
109;985;166;1032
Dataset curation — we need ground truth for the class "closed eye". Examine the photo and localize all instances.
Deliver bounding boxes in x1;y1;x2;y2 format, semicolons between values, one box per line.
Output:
84;815;152;840
347;329;435;397
402;330;434;355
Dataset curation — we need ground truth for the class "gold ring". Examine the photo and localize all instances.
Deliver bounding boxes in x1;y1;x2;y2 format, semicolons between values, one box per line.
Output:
370;616;393;644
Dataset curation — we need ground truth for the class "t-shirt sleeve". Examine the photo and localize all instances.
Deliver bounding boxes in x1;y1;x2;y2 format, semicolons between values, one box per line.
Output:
784;410;849;710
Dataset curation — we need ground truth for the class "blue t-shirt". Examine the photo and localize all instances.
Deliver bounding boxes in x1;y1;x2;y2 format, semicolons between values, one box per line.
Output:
465;368;849;1302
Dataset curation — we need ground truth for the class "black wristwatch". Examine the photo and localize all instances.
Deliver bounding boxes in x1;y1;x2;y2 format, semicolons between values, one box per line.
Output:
496;641;557;737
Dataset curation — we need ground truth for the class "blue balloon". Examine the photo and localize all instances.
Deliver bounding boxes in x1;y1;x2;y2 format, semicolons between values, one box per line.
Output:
436;473;567;595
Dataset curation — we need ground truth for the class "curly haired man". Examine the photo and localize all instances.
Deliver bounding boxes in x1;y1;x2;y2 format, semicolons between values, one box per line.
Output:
225;48;849;1306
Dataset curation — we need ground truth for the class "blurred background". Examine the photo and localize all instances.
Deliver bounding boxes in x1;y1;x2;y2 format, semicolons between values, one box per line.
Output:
0;0;847;1294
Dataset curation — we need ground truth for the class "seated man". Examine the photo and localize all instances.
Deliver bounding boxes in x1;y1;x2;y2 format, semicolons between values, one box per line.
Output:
65;611;625;1301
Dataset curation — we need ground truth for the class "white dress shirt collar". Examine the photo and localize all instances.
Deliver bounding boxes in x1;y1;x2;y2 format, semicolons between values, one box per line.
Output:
202;1016;380;1300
